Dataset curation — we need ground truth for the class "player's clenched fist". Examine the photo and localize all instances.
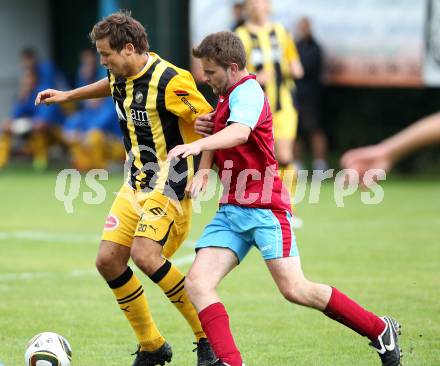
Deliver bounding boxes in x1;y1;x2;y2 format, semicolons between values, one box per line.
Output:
194;112;215;136
35;89;70;106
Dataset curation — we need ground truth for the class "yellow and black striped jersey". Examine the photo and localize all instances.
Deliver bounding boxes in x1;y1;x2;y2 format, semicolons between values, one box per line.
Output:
235;23;299;112
108;52;213;200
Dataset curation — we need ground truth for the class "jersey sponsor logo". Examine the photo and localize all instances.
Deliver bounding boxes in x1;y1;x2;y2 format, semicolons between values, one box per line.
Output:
135;90;144;104
130;108;151;127
104;214;119;231
181;96;198;113
114;101;151;127
174;90;198;113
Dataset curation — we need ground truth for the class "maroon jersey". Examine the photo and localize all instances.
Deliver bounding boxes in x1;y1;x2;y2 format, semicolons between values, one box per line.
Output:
213;74;291;212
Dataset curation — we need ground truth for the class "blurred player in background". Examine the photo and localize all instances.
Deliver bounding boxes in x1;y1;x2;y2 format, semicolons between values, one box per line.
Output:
235;0;304;202
35;11;216;366
341;112;440;179
0;49;66;171
294;17;328;171
231;1;245;31
63;48;123;171
168;31;403;366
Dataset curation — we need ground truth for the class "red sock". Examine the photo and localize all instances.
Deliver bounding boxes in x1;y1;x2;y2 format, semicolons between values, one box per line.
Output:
198;302;243;366
323;287;386;341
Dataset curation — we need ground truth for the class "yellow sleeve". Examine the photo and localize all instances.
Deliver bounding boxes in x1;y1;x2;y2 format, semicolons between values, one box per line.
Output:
283;27;300;63
235;26;252;54
165;71;213;124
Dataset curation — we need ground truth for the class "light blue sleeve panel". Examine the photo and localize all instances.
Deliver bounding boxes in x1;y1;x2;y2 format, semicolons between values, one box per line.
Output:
227;78;265;129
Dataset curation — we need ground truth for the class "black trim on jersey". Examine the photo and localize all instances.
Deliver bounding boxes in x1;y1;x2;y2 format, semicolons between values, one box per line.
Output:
107;266;133;289
156;67;189;200
149;259;172;283
270;29;283;111
112;77;131;154
112;76;137;184
131;59;160;189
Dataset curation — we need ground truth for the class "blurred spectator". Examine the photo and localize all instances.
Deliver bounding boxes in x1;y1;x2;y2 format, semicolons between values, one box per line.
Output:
231;1;245;31
63;49;123;171
294;17;328;171
21;47;70;93
0;49;66;171
235;0;303;200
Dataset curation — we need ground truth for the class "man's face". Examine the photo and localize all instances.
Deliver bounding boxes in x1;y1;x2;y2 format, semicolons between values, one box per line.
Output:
297;18;311;40
96;38;129;78
201;58;231;96
21;69;37;92
246;0;270;21
21;55;36;71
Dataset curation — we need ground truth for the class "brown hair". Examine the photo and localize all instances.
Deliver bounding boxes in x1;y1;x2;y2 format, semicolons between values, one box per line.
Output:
90;10;149;54
192;31;246;70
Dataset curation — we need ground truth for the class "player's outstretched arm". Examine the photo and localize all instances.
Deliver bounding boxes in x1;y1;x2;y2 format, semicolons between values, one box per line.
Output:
341;112;440;177
35;78;111;106
185;150;214;198
340;144;393;181
168;122;251;161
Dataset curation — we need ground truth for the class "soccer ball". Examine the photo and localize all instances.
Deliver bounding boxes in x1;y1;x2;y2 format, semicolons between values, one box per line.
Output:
24;332;72;366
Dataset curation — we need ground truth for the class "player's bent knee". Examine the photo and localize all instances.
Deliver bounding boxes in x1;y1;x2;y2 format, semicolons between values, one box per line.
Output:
185;273;199;293
130;238;164;275
279;283;309;305
95;252;121;278
280;288;300;304
184;276;196;299
185;272;207;298
95;240;129;278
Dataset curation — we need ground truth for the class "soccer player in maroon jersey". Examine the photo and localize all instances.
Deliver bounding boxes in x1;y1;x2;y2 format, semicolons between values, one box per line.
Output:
168;31;403;366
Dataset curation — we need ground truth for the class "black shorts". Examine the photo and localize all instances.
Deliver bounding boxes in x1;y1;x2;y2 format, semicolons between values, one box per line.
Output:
297;98;321;136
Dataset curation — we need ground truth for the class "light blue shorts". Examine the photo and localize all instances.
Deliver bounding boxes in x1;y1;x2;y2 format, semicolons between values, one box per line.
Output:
196;204;299;263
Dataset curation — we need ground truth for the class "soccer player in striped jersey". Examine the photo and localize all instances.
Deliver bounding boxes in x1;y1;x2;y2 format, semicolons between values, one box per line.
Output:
168;31;402;366
35;11;216;366
235;0;304;201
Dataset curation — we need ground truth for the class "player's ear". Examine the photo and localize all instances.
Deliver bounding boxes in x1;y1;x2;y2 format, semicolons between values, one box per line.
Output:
124;43;135;55
230;63;239;73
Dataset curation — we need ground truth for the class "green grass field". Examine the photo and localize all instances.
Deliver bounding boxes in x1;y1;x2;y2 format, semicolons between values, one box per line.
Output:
0;168;439;365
